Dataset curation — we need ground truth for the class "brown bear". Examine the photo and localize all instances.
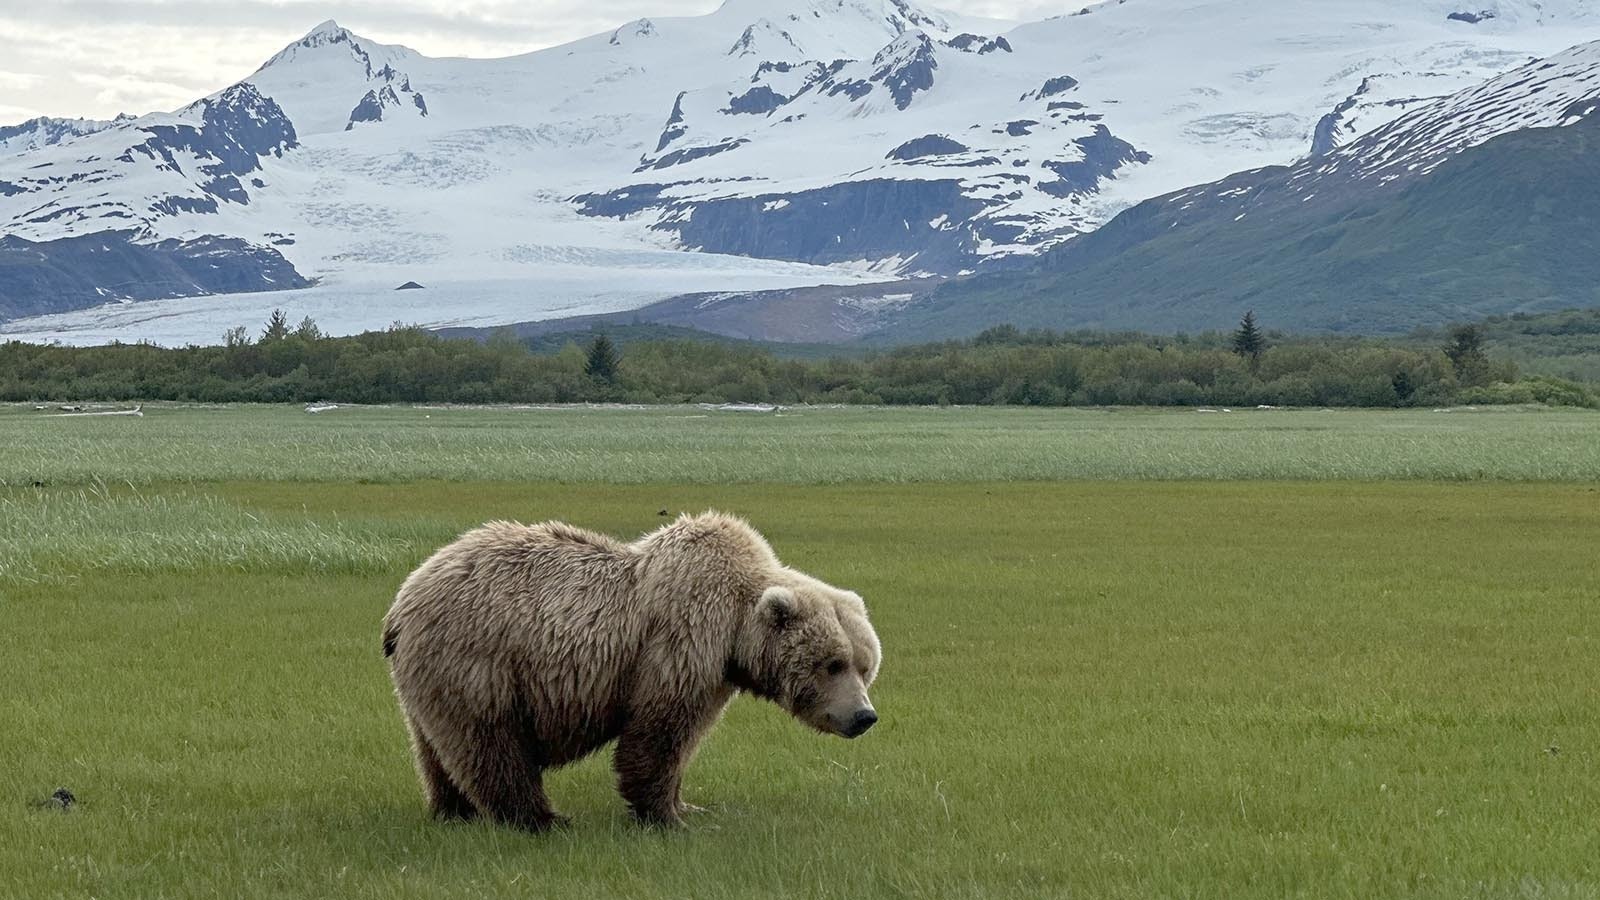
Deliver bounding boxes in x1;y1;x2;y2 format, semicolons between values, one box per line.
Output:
382;511;882;830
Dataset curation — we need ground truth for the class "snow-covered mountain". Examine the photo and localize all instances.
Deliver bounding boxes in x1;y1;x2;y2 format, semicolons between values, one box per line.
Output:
1293;35;1600;186
0;115;131;156
3;0;1599;338
885;39;1600;338
1138;36;1600;244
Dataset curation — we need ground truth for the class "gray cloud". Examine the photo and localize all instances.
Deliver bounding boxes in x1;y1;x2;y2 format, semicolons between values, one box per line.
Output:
0;0;1055;121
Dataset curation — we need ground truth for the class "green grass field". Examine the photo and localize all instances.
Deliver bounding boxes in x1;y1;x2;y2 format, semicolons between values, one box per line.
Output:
4;404;1600;485
3;406;1599;898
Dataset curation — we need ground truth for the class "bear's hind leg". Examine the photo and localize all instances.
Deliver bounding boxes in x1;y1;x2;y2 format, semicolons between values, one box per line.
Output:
411;726;476;822
452;725;569;833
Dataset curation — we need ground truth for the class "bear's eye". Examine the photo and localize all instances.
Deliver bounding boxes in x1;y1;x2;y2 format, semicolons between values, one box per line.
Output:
825;659;847;677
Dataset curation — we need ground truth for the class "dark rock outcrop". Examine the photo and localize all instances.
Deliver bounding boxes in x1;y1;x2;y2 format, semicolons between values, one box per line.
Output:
654;93;690;153
636;139;750;172
725;86;788;115
887;134;970;160
577;178;988;271
1021;76;1079;102
1039;126;1153;198
0;231;311;321
947;34;1013;54
873;34;940;111
130;84;297;181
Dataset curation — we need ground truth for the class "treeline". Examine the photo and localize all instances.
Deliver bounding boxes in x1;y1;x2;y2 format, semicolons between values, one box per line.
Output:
1;314;1594;408
1410;308;1600;384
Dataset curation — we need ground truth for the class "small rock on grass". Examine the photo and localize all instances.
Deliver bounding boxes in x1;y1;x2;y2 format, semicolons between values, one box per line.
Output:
31;788;75;811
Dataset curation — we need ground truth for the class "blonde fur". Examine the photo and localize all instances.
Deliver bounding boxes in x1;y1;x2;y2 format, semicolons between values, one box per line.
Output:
383;511;881;829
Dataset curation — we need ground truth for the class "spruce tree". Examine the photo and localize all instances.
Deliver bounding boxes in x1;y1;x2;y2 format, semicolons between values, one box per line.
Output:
294;316;323;341
260;309;291;342
1232;310;1266;369
585;334;620;385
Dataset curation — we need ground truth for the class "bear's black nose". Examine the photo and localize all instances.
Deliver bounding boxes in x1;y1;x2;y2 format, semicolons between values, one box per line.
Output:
845;709;878;738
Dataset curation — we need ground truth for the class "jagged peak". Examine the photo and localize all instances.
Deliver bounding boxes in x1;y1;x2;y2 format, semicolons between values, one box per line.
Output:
305;19;345;40
2;114;119;129
0;115;122;154
253;20;415;76
706;0;967;66
729;18;805;57
183;82;270;116
873;29;939;69
715;0;958;37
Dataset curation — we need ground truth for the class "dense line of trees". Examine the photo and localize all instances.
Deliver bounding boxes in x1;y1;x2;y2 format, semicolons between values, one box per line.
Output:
1;314;1594;408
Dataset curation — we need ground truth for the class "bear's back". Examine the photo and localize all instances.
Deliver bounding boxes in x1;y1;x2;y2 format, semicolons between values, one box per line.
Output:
387;520;643;664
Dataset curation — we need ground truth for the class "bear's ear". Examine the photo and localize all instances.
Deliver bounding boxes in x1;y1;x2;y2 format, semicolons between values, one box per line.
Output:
757;586;798;629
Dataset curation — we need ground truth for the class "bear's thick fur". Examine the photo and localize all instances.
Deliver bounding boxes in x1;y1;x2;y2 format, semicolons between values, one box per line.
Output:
382;511;881;830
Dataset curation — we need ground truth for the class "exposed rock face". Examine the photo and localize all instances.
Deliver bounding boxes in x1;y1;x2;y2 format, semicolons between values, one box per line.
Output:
143;84;298;178
0;116;128;156
654;93;690;153
345;79;430;131
636;139;750;172
871;33;941;110
726;86;789;115
887;135;970;160
577;177;990;272
102;85;298;213
1021;76;1079;102
1039;126;1154;198
0;231;310;321
946;34;1012;54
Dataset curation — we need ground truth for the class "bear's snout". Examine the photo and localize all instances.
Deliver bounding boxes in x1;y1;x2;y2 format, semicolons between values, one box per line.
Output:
841;708;878;739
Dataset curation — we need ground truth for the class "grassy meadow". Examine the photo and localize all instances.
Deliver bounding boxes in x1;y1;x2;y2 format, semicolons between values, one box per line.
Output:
3;405;1599;899
4;404;1600;485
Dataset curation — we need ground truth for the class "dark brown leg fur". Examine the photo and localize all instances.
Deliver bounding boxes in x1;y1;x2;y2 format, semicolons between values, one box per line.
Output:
613;708;715;828
411;727;476;821
442;721;568;832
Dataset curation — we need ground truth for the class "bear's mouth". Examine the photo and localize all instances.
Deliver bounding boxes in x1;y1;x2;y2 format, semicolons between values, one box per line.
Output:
796;707;840;737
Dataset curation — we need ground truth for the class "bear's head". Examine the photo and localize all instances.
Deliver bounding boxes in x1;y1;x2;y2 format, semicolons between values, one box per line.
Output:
739;574;881;739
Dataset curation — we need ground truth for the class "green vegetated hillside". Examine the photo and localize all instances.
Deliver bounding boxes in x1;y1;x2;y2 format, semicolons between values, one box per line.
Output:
890;114;1600;340
1451;307;1600;382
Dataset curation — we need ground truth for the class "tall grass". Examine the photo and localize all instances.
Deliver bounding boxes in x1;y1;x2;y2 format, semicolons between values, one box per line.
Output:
0;485;430;583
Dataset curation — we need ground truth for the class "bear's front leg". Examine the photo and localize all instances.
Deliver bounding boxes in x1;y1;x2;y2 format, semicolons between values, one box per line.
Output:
613;711;709;827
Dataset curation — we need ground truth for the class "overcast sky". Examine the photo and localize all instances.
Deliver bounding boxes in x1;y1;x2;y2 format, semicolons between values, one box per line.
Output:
0;0;1055;123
